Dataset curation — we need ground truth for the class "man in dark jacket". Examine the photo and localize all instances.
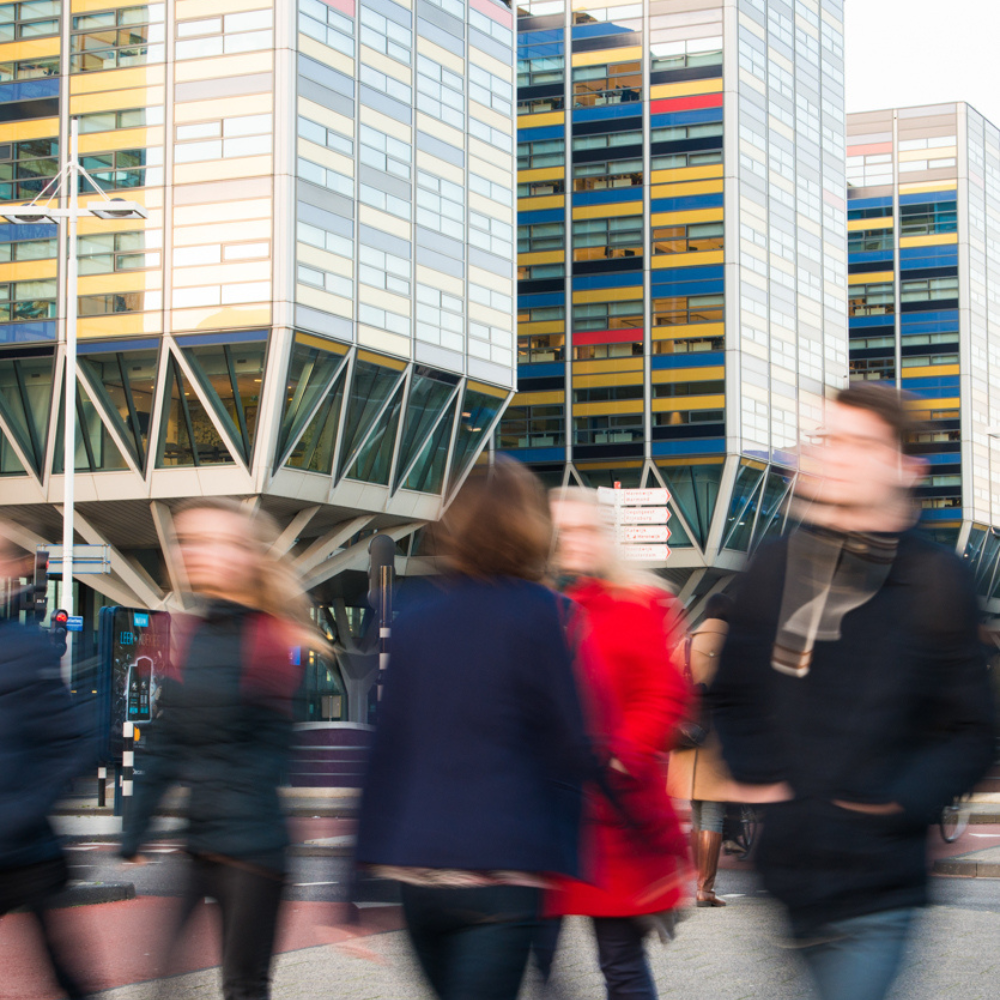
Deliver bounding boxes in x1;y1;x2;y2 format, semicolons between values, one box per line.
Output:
0;533;93;998
712;383;996;1000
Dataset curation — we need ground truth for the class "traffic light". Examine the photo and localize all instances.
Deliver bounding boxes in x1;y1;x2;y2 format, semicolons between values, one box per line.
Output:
51;608;69;656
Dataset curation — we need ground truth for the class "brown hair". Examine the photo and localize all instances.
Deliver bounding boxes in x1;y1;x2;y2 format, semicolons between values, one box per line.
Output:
835;382;924;455
430;456;552;581
171;497;323;647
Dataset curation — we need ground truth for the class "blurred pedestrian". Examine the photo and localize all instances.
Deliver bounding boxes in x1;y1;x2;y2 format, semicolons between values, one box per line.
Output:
121;498;316;1000
667;592;735;906
355;458;599;1000
711;383;996;1000
547;487;690;1000
0;527;93;999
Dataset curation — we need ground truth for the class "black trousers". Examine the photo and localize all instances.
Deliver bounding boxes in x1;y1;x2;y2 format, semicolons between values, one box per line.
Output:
593;917;657;1000
401;883;541;1000
168;854;285;1000
0;856;90;1000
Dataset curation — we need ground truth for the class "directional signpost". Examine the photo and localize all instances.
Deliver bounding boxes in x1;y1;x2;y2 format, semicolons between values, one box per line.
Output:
597;485;672;562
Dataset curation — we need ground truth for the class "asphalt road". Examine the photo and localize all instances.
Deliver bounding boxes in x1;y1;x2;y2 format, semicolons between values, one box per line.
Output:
58;845;1000;1000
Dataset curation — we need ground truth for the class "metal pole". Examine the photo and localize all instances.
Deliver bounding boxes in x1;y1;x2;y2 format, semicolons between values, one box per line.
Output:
97;765;107;808
61;117;78;684
121;721;134;824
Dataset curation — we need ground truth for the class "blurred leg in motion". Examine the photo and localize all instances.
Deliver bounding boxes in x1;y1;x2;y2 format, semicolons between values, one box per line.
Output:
799;908;913;1000
191;855;285;1000
592;916;656;1000
0;857;91;999
401;883;540;1000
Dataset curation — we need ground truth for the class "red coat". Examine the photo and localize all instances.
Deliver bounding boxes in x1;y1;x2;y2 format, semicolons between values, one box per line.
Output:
548;579;691;917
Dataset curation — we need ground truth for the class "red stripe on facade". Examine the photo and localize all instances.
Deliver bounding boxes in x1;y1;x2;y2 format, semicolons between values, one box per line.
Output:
317;0;354;15
573;328;643;346
470;0;513;27
649;92;724;115
846;142;893;156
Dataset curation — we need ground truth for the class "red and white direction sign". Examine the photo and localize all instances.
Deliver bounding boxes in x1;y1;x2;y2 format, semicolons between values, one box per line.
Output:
618;506;671;525
619;525;671;544
597;487;671;507
621;544;671;562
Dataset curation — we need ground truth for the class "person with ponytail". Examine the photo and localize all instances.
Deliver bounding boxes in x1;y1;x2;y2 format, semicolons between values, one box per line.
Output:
121;498;322;1000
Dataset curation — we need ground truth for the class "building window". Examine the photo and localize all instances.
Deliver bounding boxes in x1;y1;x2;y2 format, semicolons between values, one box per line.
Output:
848;282;894;317
360;3;411;64
518;333;565;362
652;222;723;255
572;216;643;261
469;117;512;153
360;63;411;105
574;383;642;403
651;294;724;327
469;211;513;258
650;123;723;144
78;231;159;274
80;149;153;192
71;5;165;74
499;404;564;449
0;279;56;320
652;380;725;398
0;139;58;202
572;130;642;153
470;172;513;206
297;116;353;156
899;200;957;237
518;94;564;116
469;7;511;46
470;282;512;314
900;276;959;303
0;235;56;262
298;158;353;197
78;292;149;315
359;245;409;296
175;8;272;59
79;107;164;133
518;304;564;324
847;229;893;252
175;114;272;163
0;0;60;43
360;124;411;180
518;263;565;281
517;220;563;253
416;170;464;240
517;52;563;88
297;264;352;299
650;38;722;73
470;64;513;117
573;339;642;360
359;302;409;337
0;55;58;81
416;56;464;129
651;150;723;170
518;138;565;170
573;300;643;332
359;184;411;220
574;413;643;445
518;177;564;198
415;283;463;351
572;61;641;110
298;0;353;56
573;157;642;192
297;220;353;260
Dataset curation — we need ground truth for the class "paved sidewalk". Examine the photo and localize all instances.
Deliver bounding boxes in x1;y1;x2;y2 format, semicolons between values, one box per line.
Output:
89;898;1000;1000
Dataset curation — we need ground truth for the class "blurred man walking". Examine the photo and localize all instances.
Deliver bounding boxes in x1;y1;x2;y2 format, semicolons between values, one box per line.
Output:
712;384;995;1000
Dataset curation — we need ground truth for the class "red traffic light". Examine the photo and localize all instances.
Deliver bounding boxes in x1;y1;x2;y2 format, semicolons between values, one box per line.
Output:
52;609;69;626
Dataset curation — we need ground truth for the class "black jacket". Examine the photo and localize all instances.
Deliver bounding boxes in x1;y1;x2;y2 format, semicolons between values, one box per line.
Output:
356;577;596;876
712;530;996;934
122;602;300;873
0;616;92;868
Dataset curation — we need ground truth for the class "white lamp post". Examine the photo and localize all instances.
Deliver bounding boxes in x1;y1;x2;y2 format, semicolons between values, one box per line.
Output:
4;118;146;680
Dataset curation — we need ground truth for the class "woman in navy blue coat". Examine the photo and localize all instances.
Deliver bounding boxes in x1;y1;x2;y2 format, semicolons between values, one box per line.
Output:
355;458;598;1000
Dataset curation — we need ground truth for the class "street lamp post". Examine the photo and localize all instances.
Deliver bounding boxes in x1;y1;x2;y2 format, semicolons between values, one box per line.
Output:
4;117;147;680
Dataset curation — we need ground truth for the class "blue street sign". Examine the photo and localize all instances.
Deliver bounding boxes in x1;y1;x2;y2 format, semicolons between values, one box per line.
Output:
66;615;84;632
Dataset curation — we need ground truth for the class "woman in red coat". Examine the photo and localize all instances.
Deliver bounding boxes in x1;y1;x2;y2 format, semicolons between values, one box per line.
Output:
548;487;691;1000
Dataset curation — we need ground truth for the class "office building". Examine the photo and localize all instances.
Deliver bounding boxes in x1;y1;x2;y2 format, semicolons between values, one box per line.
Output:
506;0;848;594
847;102;1000;597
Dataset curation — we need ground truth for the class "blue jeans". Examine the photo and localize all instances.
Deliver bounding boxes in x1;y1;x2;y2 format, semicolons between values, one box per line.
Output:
799;908;914;1000
400;883;540;1000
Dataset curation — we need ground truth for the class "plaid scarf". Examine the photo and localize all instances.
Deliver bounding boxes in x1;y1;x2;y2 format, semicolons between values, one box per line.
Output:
771;524;898;678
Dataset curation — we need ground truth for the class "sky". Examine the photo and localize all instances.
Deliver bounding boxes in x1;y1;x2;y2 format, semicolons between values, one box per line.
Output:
844;0;1000;127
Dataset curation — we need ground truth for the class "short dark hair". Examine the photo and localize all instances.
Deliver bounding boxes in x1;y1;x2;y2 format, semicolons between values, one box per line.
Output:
704;592;734;623
835;383;923;455
431;457;552;582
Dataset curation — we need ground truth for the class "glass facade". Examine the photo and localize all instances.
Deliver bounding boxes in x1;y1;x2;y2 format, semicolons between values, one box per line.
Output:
846;102;1000;567
504;0;847;572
